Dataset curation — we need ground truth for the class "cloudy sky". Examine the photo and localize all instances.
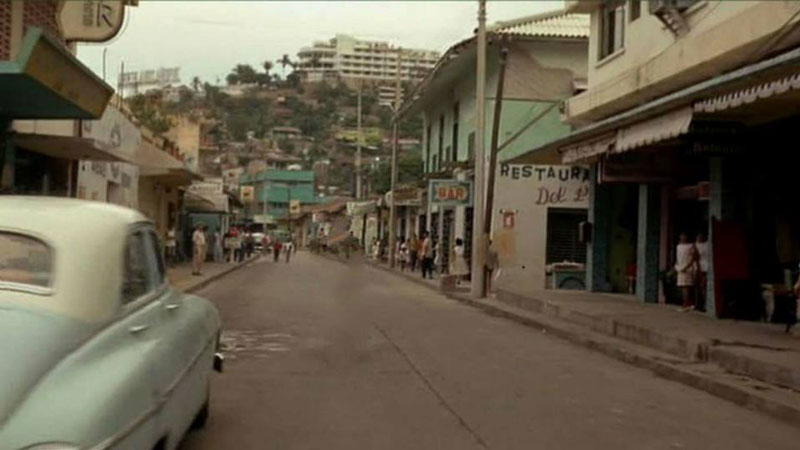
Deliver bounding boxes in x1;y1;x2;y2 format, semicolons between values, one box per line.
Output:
77;1;563;86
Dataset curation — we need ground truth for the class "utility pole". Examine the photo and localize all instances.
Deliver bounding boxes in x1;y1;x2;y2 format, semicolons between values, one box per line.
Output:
471;0;488;298
388;47;402;268
483;45;509;295
355;82;362;199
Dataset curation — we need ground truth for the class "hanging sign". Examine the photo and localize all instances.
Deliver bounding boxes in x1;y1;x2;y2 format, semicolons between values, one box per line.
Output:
429;179;473;207
60;0;128;43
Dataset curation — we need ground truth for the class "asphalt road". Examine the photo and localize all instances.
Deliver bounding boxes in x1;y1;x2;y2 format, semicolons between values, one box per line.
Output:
180;252;800;450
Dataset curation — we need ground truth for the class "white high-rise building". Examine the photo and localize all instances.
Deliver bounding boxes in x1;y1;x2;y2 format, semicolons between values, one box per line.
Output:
296;34;439;85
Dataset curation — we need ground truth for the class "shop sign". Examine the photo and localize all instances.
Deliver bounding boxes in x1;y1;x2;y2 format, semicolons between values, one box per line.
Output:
60;0;128;43
289;199;301;215
599;153;674;184
390;187;423;207
253;214;274;224
240;186;254;203
499;164;590;208
188;180;224;197
429;179;473;207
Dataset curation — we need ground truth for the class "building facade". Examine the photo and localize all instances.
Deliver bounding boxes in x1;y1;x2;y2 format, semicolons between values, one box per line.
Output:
240;169;317;224
296;34;439;86
401;10;590;287
516;1;800;320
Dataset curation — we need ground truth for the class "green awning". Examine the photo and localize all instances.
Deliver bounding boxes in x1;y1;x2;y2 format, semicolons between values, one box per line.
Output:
0;28;113;119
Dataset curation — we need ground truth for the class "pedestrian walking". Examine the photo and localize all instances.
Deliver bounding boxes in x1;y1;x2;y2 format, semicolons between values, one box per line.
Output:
245;232;255;259
421;232;434;279
191;224;207;276
694;232;709;312
165;227;177;267
213;229;224;263
272;239;283;263
675;232;698;311
408;233;419;272
398;240;409;271
450;237;469;284
284;241;294;263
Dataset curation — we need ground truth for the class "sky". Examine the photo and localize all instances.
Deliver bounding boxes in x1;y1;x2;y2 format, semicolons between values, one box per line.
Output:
77;1;564;87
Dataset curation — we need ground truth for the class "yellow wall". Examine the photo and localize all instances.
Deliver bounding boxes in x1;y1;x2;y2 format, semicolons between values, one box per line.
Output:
166;116;201;171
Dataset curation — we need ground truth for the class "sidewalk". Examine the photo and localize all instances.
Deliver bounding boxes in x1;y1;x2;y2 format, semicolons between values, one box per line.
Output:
356;256;800;428
168;256;258;293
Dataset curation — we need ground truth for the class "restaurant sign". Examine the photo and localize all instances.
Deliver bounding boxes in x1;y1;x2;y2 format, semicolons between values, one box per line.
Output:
429;179;473;207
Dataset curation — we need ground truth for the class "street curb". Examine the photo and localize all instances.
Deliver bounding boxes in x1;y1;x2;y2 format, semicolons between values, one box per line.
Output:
363;260;800;429
181;256;261;294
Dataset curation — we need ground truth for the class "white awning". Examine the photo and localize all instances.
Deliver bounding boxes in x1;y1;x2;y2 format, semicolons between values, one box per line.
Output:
614;106;693;154
561;133;615;164
694;73;800;113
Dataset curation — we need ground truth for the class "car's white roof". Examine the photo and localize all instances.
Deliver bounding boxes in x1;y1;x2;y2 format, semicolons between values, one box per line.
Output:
0;196;149;236
0;197;152;322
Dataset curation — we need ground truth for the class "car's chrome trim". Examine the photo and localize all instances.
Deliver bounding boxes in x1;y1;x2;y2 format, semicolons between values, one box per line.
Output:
89;335;218;450
0;281;54;296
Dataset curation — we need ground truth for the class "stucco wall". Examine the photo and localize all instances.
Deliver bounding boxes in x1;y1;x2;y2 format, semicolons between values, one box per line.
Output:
166;116;201;171
493;163;590;293
570;1;800;122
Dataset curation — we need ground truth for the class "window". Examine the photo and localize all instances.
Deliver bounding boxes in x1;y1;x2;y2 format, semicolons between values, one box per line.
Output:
600;0;625;59
546;208;588;265
467;132;476;162
438;114;445;167
452;102;459;162
629;0;640;21
425;124;432;172
122;231;152;303
145;231;166;287
0;232;52;289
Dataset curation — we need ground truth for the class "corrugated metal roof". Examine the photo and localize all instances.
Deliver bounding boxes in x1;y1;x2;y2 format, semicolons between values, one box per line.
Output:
491;10;590;38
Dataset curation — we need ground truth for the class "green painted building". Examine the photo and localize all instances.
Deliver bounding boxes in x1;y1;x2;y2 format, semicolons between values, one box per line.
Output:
240;169;317;221
399;9;590;286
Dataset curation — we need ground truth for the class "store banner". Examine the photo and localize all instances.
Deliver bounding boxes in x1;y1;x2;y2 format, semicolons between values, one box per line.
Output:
429;179;473;207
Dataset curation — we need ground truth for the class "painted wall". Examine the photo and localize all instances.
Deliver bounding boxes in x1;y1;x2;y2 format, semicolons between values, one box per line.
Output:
493;163;590;294
568;1;800;123
166;116;201;171
76;161;138;208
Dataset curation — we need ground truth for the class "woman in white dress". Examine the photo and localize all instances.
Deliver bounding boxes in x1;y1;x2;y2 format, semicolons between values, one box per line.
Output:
450;238;470;284
675;232;698;311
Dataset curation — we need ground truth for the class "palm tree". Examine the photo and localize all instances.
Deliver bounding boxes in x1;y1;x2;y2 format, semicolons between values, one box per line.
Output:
191;76;201;92
277;54;293;77
263;60;274;75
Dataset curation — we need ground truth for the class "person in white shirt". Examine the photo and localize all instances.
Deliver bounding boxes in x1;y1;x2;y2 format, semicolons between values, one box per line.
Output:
284;241;294;263
675;232;698;311
192;225;207;276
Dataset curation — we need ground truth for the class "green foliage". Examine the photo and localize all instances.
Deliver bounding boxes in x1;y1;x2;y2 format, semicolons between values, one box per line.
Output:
222;96;275;140
227;64;259;85
127;92;174;136
368;152;424;194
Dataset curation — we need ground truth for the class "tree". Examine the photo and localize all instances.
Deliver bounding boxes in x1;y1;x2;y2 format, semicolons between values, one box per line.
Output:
368;152;424;194
263;60;273;74
277;54;293;77
227;64;259;85
191;76;201;92
127;92;174;136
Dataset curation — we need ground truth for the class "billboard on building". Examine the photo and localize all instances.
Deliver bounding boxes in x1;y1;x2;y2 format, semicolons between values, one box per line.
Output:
428;180;473;207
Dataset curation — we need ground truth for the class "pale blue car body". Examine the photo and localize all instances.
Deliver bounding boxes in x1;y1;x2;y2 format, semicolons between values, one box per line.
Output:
0;197;222;450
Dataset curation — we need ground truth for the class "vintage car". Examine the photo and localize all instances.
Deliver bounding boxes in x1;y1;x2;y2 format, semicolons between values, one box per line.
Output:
0;197;223;450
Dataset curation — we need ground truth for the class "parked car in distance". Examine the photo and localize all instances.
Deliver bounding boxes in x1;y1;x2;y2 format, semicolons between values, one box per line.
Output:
0;197;223;450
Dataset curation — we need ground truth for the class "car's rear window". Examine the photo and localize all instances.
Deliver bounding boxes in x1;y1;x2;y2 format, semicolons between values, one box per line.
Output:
0;232;53;289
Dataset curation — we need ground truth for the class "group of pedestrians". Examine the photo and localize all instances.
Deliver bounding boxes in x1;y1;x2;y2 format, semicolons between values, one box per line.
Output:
269;238;295;263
